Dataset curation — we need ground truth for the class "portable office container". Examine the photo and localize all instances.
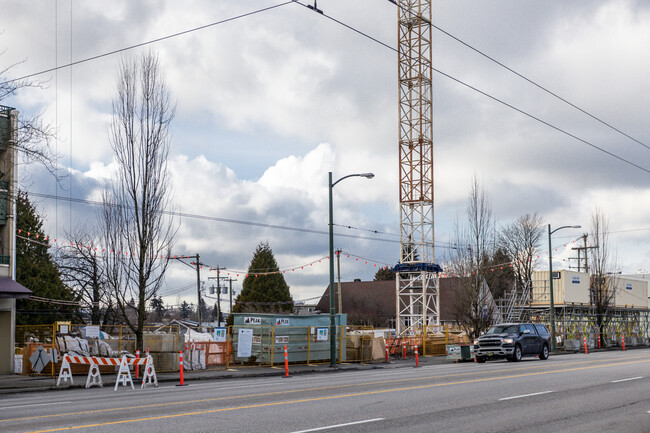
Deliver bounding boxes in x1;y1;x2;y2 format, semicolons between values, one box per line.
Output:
531;270;590;305
609;276;648;308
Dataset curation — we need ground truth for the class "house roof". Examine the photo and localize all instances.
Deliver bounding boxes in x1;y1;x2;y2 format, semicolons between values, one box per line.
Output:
316;278;470;323
0;277;32;299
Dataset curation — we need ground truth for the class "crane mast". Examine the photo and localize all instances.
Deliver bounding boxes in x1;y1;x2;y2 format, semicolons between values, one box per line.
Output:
395;0;441;336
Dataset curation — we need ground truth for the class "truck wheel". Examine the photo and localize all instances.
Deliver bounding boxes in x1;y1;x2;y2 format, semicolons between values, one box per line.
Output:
539;344;549;360
512;345;522;362
476;357;486;363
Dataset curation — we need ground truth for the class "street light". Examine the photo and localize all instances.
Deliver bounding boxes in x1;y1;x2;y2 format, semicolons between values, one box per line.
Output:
329;171;374;367
548;224;581;351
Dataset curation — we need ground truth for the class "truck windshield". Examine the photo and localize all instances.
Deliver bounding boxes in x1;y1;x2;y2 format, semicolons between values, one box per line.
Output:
485;325;519;335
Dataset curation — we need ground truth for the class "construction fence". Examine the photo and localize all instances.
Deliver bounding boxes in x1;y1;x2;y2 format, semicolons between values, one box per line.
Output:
15;323;472;375
15;323;182;376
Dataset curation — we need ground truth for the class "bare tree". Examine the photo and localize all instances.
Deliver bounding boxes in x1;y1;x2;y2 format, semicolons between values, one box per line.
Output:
57;226;118;326
445;176;497;338
467;176;495;272
102;52;177;351
588;208;618;345
1;51;60;178
498;213;544;296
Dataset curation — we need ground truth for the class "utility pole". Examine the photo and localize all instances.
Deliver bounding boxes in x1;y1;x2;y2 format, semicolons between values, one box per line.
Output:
336;249;342;314
227;277;237;319
208;268;229;326
195;253;202;328
571;234;595;274
217;267;221;325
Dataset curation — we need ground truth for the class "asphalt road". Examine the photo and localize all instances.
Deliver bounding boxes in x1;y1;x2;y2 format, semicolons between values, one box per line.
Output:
1;349;648;433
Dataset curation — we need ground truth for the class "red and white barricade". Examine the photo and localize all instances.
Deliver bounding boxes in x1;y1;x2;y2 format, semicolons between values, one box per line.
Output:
57;354;157;390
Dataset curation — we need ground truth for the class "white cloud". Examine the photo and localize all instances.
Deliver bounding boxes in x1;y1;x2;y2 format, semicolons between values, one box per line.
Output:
4;0;650;303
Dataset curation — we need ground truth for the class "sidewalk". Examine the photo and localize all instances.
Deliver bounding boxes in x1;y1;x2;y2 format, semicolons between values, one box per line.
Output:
0;355;457;395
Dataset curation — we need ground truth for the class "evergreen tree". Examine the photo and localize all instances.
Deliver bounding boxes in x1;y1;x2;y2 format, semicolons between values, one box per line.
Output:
481;248;515;300
374;266;396;281
150;296;166;322
16;191;78;325
232;242;293;315
180;300;193;319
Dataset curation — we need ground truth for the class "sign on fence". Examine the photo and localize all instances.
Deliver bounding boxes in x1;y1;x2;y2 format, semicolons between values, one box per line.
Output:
85;325;100;338
213;327;227;342
237;328;253;358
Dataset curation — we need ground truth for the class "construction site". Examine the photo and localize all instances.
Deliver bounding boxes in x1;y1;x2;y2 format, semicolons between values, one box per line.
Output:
6;1;650;380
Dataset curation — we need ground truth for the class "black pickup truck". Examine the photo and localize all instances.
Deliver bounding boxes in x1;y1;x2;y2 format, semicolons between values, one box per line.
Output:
474;323;551;363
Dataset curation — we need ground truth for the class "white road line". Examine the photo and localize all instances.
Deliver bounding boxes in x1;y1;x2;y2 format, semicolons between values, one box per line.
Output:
0;401;71;409
611;376;643;383
288;418;384;433
499;391;554;401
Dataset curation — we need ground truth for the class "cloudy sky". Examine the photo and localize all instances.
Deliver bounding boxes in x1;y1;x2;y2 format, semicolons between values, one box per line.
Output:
2;0;650;308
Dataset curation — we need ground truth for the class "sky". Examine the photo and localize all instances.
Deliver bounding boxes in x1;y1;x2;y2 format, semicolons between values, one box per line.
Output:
2;0;650;309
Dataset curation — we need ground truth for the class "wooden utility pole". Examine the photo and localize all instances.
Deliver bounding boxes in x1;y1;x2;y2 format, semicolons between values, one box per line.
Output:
571;234;595;274
336;249;342;314
208;268;229;326
195;253;202;328
228;278;237;318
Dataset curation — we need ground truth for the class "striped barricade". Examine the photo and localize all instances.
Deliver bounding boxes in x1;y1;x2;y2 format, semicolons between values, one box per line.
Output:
57;354;157;390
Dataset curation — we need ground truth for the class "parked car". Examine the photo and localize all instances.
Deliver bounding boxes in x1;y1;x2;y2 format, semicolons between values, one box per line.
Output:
474;323;551;363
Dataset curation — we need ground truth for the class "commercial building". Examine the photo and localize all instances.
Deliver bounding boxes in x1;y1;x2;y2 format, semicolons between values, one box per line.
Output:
0;105;30;374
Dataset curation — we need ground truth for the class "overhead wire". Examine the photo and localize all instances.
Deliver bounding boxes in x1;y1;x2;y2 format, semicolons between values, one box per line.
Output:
389;0;650;153
0;1;295;87
26;191;400;244
292;1;650;175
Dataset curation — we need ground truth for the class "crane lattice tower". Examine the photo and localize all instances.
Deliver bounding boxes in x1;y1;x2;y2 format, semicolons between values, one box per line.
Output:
394;0;441;336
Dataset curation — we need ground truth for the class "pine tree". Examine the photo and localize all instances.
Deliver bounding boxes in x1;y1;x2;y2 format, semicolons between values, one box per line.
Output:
180;301;193;319
374;267;396;281
150;296;166;322
16;191;78;325
232;242;293;315
481;248;515;300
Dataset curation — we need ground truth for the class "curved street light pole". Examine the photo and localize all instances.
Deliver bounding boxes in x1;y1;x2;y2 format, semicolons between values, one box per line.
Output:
329;171;374;367
548;224;581;351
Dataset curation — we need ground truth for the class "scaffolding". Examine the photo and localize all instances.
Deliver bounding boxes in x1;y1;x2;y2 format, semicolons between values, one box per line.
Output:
527;305;650;347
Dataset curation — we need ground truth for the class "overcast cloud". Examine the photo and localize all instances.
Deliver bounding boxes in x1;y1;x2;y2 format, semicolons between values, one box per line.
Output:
3;0;650;307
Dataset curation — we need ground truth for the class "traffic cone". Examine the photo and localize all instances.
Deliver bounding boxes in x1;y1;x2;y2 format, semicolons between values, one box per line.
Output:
176;351;187;386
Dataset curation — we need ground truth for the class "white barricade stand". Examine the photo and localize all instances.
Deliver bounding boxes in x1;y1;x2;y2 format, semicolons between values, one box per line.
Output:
56;356;73;386
141;355;158;389
56;354;153;391
115;355;134;391
86;363;103;388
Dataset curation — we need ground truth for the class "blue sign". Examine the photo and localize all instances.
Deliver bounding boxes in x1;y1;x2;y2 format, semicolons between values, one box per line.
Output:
626;283;633;290
572;276;580;284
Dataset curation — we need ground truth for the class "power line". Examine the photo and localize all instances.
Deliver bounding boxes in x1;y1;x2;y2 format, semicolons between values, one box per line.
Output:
0;1;295;87
293;1;650;175
389;0;650;153
26;191;401;244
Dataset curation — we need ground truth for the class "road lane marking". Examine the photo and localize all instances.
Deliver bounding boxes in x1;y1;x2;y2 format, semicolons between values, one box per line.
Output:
21;358;650;432
499;391;554;401
0;402;71;410
288;418;384;433
611;376;643;383
5;356;648;425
